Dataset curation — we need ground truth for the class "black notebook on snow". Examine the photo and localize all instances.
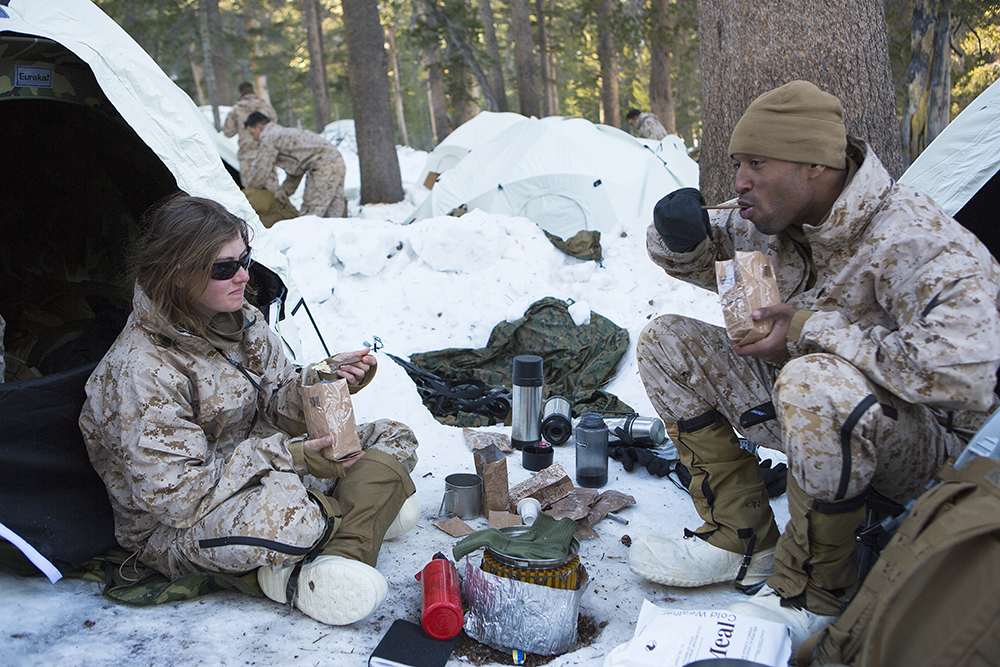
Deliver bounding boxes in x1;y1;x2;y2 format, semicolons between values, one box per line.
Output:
369;619;457;667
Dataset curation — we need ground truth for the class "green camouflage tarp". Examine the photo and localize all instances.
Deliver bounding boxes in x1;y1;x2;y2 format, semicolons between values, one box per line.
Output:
408;297;632;427
1;542;263;606
543;229;603;263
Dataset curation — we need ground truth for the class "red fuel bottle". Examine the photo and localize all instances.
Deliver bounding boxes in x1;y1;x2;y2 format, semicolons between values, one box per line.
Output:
415;552;463;640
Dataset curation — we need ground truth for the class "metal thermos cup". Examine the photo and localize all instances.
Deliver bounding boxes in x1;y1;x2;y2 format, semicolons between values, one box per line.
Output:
540;395;573;445
575;412;609;488
511;355;543;451
604;414;667;447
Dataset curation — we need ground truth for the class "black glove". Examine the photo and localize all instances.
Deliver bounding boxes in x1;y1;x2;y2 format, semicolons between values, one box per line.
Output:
671;458;788;499
759;458;788;498
653;187;711;253
611;446;675;477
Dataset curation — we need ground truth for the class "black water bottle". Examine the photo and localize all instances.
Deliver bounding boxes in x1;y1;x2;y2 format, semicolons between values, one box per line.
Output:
575;412;609;488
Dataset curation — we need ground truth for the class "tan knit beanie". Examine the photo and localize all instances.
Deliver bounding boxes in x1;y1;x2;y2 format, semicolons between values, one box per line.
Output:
728;80;847;169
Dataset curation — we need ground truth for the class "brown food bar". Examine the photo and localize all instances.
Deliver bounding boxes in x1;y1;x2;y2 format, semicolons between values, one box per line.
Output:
508;462;575;511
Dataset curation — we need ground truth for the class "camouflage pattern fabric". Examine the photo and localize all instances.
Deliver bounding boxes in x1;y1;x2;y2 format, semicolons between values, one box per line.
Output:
633;113;668;141
80;288;417;580
221;93;278;173
0;539;264;607
409;297;632;427
639;137;1000;599
646;138;1000;437
543;229;603;263
243;124;347;218
0;35;113;113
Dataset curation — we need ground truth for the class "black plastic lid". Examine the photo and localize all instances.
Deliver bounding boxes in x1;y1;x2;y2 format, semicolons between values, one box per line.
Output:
512;355;544;386
521;443;554;471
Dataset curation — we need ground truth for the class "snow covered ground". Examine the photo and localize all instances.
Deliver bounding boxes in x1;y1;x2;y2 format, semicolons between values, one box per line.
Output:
1;143;788;667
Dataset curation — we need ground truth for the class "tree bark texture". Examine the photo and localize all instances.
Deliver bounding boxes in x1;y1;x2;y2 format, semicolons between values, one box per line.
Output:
188;41;207;106
597;0;620;127
342;0;404;204
509;0;540;117
649;0;676;134
198;0;221;129
245;16;274;108
543;0;559;116
304;0;332;131
419;1;454;142
902;0;952;165
536;0;552;116
427;1;501;113
385;22;410;146
477;0;509;112
698;0;904;205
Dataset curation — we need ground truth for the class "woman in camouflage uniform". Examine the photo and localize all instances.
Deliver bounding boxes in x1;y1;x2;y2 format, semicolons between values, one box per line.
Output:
79;195;419;626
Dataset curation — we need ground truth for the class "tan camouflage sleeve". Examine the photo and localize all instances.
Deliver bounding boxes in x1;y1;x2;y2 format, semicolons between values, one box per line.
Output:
115;358;293;529
646;217;732;294
221;108;239;138
792;247;1000;412
242;133;280;191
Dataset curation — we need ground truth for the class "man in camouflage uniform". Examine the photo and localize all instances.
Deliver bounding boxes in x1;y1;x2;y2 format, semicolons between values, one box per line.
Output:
221;82;278;175
243;112;347;218
626;108;668;141
629;81;1000;649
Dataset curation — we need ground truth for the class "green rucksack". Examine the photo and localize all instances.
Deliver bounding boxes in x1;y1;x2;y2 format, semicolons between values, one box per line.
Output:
801;455;1000;667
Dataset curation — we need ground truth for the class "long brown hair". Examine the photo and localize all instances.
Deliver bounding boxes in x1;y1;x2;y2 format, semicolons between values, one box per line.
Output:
131;194;252;336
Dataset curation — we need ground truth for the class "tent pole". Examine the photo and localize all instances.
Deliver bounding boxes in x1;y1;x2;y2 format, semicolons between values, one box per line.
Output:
291;297;330;358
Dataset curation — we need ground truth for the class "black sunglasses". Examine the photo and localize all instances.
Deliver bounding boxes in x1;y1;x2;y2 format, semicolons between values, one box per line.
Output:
210;247;252;281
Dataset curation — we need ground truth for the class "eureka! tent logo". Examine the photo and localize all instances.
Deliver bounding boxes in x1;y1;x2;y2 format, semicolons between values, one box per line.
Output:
15;65;54;88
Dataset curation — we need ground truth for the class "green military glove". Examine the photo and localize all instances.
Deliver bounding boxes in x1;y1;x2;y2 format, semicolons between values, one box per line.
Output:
452;512;578;561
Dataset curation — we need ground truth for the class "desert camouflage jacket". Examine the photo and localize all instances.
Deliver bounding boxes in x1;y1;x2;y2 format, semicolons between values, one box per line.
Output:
79;289;315;552
242;123;343;193
647;137;1000;417
634;113;668;141
221;93;277;157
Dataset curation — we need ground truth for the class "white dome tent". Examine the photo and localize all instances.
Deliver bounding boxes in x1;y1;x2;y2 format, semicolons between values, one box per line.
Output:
417;110;526;188
409;116;699;239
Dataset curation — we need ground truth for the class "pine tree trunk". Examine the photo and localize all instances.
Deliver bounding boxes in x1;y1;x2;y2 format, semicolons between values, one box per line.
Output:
198;0;221;130
927;6;951;140
597;0;620;127
188;41;207;106
903;0;952;164
536;0;552;116
544;0;559;115
304;0;332;131
342;0;404;204
245;16;273;109
698;0;903;204
477;0;509;112
419;0;452;143
509;0;540;117
384;22;410;146
649;0;675;134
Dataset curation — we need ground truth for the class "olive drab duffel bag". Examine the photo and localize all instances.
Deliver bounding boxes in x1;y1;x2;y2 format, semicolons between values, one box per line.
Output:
800;455;1000;667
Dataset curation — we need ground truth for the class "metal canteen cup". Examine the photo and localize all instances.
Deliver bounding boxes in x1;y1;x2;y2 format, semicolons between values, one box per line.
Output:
439;473;483;520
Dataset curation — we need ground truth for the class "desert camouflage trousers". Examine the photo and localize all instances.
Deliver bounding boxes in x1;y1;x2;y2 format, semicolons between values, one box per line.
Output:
639;314;962;610
638;314;956;503
143;419;417;579
284;149;347;218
